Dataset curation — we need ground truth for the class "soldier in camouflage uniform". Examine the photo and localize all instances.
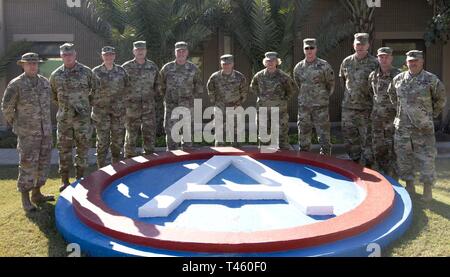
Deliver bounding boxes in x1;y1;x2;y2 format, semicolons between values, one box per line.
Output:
207;54;248;146
368;47;401;177
294;38;335;155
339;33;378;166
387;50;447;201
250;52;295;150
160;41;203;150
92;46;129;168
122;41;161;158
50;43;97;192
1;53;54;211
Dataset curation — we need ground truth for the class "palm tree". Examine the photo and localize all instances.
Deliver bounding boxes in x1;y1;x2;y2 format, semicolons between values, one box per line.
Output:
340;0;377;36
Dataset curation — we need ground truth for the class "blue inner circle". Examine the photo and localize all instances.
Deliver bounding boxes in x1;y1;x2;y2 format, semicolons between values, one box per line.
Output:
102;159;365;232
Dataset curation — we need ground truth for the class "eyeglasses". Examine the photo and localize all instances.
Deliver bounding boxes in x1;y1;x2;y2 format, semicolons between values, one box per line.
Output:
304;47;315;50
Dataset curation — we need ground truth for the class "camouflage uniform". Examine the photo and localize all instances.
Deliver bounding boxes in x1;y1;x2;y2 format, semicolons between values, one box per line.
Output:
160;42;203;150
251;53;295;150
2;71;52;193
294;46;335;155
92;57;129;167
369;65;401;176
50;44;97;179
122;54;160;158
387;61;446;186
207;55;248;146
339;36;378;164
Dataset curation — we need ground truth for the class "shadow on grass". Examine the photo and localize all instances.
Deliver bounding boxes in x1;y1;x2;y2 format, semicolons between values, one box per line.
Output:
384;194;429;256
25;202;68;257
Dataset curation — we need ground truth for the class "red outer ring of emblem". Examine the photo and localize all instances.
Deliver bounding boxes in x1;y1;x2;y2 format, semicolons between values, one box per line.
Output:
72;148;395;253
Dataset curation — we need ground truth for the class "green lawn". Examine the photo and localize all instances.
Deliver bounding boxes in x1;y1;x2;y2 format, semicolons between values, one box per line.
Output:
0;159;449;257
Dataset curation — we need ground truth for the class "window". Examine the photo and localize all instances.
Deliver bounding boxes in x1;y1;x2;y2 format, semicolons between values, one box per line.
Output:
382;40;426;71
31;42;64;78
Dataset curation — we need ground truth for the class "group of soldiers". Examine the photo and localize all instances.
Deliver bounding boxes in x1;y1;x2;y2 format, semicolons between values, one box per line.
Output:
1;32;447;212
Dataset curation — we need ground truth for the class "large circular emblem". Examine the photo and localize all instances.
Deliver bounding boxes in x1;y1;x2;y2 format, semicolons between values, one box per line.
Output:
56;148;412;256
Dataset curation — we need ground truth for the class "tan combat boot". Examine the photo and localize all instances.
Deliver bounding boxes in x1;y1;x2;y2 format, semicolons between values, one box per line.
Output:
31;188;55;204
405;180;416;195
59;173;70;192
422;183;433;202
21;191;37;212
75;166;85;180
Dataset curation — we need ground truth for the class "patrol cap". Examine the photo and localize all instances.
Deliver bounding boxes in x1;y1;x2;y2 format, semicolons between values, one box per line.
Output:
354;33;370;45
377;47;393;56
101;46;116;54
406;50;423;61
263;51;282;65
16;52;43;65
175;41;188;50
133;41;146;50
303;38;317;49
220;54;234;64
60;43;75;54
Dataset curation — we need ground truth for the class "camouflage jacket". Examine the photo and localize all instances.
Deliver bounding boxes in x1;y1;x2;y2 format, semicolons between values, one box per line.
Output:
207;70;248;107
368;67;401;117
1;73;52;137
339;53;379;109
387;69;447;131
92;63;129;118
160;61;203;108
250;69;295;107
50;62;97;121
294;58;335;107
122;58;161;116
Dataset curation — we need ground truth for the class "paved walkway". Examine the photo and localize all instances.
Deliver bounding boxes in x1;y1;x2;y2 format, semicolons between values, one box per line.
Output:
0;143;449;165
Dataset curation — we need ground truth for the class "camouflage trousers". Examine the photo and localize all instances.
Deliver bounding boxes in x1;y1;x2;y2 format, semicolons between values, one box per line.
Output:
394;126;437;185
57;116;92;176
342;108;373;165
164;103;194;150
372;112;396;177
257;105;290;150
16;135;52;192
124;111;155;158
213;104;242;147
297;105;331;155
93;113;125;168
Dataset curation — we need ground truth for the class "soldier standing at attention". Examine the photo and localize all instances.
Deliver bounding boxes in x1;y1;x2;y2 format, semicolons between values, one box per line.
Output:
207;54;248;146
387;50;446;201
294;38;335;155
50;43;97;192
250;52;295;150
92;46;129;168
2;53;54;211
339;33;378;166
368;47;401;177
160;41;203;150
122;41;161;158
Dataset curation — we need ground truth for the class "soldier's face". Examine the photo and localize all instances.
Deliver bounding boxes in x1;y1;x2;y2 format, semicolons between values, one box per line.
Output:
303;47;317;59
407;59;424;74
61;52;76;66
102;53;116;64
377;54;393;67
175;49;188;61
221;62;234;72
22;62;39;76
133;48;147;59
264;59;277;70
354;43;369;54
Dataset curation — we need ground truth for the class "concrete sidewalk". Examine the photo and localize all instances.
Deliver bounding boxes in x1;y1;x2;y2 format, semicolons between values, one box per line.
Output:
0;143;449;165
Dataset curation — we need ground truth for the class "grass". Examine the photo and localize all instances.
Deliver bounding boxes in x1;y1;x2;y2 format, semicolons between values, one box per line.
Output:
0;160;449;257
